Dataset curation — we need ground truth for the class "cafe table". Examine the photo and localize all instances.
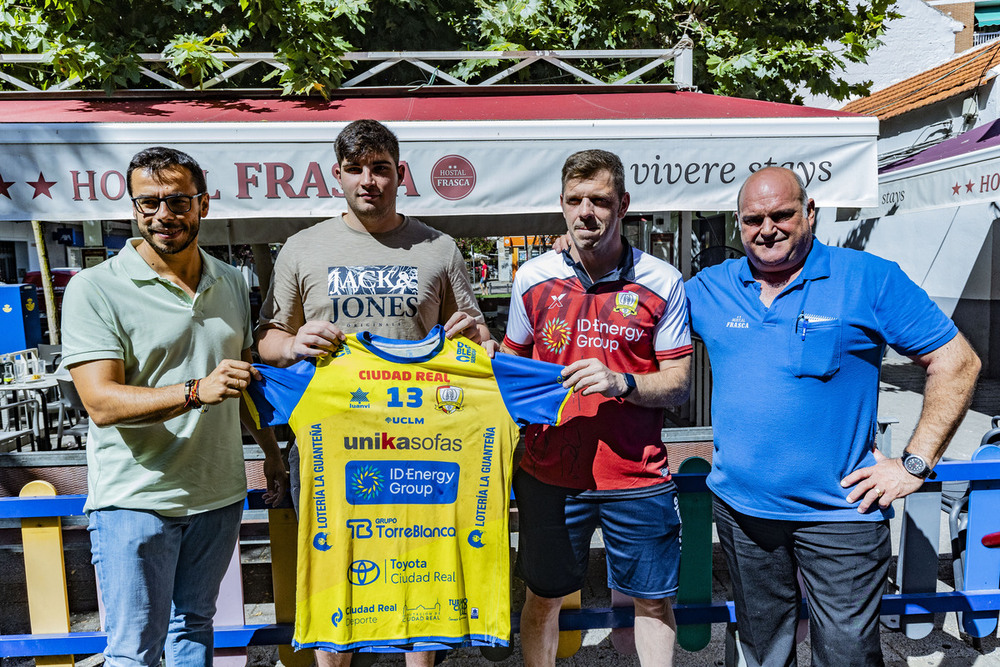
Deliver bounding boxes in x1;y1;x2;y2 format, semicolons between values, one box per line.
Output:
0;374;62;451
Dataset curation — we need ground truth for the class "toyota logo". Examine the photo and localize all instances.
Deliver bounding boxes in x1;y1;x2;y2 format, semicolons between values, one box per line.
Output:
348;559;381;586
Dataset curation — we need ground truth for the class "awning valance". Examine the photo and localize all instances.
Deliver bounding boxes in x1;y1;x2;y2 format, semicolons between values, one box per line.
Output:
977;7;1000;27
0;91;878;240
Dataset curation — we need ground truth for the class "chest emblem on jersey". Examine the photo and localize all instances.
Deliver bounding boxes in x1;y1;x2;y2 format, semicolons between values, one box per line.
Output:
547;294;566;309
333;344;351;358
541;317;571;353
612;291;638;317
435;385;465;414
350;388;370;408
725;315;750;329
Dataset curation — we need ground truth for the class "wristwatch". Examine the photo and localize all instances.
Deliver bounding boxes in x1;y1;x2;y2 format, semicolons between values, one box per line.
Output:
620;373;637;398
901;449;936;479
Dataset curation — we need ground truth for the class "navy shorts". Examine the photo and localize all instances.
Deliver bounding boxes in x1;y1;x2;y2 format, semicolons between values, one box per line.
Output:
513;469;681;599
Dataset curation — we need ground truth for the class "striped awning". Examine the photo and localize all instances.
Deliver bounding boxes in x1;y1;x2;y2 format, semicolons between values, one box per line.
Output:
976;6;1000;27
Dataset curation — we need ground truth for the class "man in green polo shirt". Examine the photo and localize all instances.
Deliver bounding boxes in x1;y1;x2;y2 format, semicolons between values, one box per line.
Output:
61;146;287;667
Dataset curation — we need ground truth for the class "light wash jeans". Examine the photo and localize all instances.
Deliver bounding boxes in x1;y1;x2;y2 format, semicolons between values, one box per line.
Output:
88;500;244;667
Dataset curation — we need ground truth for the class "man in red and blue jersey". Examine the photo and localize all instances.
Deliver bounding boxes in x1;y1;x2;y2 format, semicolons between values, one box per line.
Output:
501;149;692;667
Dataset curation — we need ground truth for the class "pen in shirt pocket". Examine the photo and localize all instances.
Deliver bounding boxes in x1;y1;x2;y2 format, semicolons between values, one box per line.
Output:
797;311;808;340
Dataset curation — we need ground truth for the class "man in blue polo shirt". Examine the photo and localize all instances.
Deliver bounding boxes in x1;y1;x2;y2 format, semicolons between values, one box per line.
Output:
686;166;980;667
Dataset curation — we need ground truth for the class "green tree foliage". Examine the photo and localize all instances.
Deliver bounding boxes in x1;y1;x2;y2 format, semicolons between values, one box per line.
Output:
454;236;499;260
0;0;898;102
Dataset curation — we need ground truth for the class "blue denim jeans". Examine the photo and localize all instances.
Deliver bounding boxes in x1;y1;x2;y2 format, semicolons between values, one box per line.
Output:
88;500;244;667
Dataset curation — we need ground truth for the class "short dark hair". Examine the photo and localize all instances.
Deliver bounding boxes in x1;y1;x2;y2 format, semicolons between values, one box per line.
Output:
561;149;626;199
126;147;207;196
335;119;400;166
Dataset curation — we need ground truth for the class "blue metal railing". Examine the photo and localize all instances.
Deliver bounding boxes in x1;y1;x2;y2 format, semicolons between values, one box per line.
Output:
3;459;1000;657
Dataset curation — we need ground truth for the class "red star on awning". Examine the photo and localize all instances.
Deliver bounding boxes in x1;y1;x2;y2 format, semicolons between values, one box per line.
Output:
0;174;13;199
27;172;56;199
953;183;962;195
966;180;976;193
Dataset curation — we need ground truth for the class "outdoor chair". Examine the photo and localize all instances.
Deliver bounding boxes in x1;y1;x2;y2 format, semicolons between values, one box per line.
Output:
0;396;41;452
37;343;62;373
53;378;89;449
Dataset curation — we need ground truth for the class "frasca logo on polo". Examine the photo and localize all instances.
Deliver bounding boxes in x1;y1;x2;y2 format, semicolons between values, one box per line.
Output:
431;155;476;201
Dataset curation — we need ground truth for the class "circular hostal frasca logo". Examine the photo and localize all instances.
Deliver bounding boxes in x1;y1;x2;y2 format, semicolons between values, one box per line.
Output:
431;155;477;200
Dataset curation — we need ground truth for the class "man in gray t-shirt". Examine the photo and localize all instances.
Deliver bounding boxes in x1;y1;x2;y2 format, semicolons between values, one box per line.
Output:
256;119;489;667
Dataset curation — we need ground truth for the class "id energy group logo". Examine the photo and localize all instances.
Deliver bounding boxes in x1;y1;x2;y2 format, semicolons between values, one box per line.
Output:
350;464;385;501
346;460;460;505
541;317;571;353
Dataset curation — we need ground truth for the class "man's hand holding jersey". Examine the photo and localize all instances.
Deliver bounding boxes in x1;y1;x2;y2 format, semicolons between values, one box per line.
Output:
559;357;691;409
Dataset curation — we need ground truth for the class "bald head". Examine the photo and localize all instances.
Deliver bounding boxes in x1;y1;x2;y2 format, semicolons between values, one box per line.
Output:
737;167;808;215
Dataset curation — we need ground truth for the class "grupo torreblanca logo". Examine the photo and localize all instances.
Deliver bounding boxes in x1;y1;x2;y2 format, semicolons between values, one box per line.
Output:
347;517;457;539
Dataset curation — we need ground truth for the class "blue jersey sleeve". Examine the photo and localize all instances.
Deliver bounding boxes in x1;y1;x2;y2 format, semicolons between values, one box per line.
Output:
244;360;316;428
492;353;570;426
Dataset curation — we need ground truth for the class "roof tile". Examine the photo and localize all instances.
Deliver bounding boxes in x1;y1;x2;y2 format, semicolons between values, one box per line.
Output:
842;41;1000;119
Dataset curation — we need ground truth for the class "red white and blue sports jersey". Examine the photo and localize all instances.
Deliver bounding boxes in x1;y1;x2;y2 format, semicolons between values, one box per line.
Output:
245;327;570;651
503;244;692;493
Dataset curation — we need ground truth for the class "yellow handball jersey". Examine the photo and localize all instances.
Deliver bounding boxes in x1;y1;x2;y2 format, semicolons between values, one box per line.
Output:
246;326;571;651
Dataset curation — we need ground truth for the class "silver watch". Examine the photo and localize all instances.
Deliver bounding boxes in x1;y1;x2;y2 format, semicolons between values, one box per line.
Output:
901;450;935;479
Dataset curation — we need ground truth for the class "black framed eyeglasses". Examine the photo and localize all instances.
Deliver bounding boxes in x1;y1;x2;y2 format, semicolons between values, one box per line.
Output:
131;193;206;215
